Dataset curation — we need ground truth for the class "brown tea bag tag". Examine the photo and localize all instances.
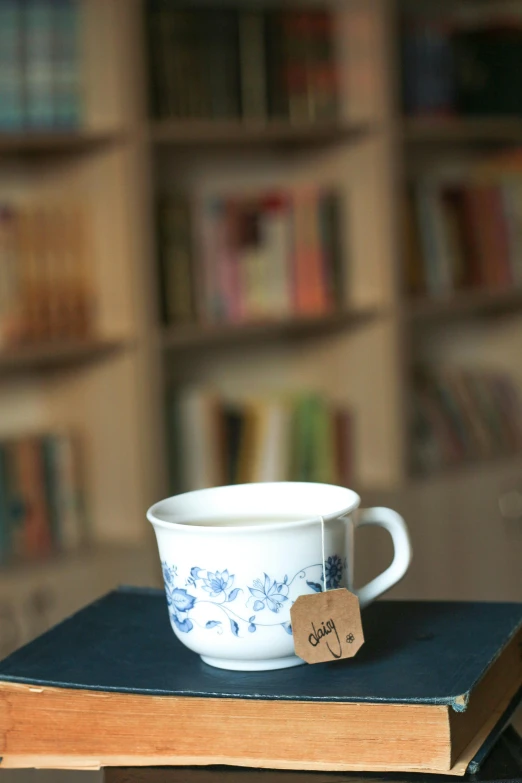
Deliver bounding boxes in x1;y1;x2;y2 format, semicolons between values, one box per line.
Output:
290;515;364;664
291;588;364;664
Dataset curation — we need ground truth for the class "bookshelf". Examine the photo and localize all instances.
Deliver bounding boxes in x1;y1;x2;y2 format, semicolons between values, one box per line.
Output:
0;338;129;375
406;289;522;322
150;119;372;147
0;130;122;155
162;307;381;351
2;0;522;626
0;0;162;623
403;117;522;145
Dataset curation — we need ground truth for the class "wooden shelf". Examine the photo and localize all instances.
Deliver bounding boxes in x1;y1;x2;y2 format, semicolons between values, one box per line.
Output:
150;119;371;148
0;542;156;583
403;117;522;144
162;308;380;351
0;338;128;374
409;451;522;487
406;288;522;322
0;129;122;155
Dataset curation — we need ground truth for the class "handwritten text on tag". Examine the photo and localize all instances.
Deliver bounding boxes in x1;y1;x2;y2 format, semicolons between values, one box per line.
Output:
290;588;364;664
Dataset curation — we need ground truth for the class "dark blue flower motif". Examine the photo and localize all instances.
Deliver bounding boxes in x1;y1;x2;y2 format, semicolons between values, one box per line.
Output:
190;567;202;581
248;573;289;613
202;569;234;598
248;615;256;633
170;588;196;612
171;611;193;633
306;580;322;593
281;621;293;635
324;555;343;589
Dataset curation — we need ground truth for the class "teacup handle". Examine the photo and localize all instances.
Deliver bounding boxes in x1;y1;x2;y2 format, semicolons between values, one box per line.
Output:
353;507;412;608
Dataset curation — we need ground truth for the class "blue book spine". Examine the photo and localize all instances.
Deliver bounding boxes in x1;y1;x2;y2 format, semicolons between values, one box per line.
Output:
53;0;81;128
0;0;24;130
41;434;60;550
23;0;55;128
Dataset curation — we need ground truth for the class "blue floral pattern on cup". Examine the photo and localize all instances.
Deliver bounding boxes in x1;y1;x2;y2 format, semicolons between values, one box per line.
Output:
161;554;345;639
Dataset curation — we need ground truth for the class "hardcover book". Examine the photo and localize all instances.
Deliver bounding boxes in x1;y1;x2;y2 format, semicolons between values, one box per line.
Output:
0;592;520;773
104;724;522;783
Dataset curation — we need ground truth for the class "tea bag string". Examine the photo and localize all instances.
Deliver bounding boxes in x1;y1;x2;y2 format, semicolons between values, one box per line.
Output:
320;515;327;592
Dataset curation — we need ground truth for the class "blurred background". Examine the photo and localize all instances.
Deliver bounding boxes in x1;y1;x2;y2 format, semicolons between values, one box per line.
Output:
0;0;522;776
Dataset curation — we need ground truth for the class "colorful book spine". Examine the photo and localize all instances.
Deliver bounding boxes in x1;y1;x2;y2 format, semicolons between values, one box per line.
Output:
168;388;354;492
180;185;343;325
260;192;292;317
412;367;522;475
0;432;86;565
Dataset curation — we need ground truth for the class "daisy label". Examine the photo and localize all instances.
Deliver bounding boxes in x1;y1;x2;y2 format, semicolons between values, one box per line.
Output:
290;588;364;664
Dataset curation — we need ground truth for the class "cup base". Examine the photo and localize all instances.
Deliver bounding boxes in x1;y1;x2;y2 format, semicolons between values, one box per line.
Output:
201;654;305;671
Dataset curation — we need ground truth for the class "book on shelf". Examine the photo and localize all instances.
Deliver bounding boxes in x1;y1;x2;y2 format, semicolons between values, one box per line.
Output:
157;187;344;327
411;365;522;475
0;430;87;566
167;387;354;493
145;2;340;124
401;16;456;118
0;592;520;772
0;200;94;348
0;0;82;132
401;6;522;119
404;151;522;299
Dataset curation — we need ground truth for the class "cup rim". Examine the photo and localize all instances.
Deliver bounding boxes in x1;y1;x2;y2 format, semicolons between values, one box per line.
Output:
147;481;361;534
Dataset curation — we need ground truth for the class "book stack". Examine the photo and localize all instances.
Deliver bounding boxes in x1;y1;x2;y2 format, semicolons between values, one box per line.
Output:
146;3;339;124
0;202;94;347
0;593;520;774
404;157;522;298
0;430;87;565
167;388;354;492
402;8;522;118
157;189;343;326
106;728;522;783
411;366;522;475
0;0;82;131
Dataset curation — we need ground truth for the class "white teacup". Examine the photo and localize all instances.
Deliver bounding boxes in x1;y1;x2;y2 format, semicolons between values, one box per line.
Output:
147;482;411;671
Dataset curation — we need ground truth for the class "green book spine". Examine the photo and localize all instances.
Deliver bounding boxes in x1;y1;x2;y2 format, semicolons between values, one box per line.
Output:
0;0;24;129
310;396;337;484
290;394;317;481
319;190;344;310
52;0;82;129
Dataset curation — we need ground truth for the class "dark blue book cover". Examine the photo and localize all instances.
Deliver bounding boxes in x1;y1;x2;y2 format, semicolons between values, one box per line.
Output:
0;590;520;774
1;589;520;707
